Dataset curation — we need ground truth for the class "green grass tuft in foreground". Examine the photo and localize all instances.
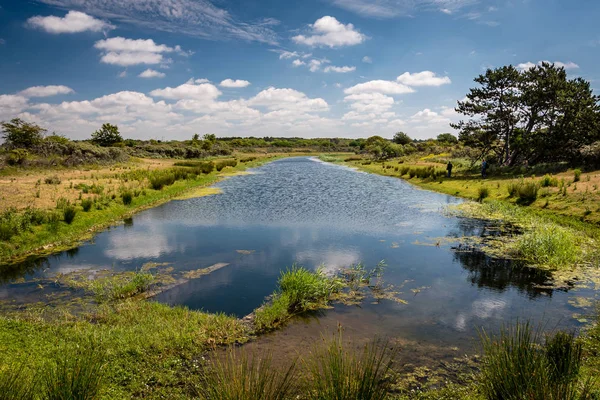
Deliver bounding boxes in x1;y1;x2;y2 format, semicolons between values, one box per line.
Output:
254;266;342;331
479;321;593;400
193;349;298;400
304;333;394;400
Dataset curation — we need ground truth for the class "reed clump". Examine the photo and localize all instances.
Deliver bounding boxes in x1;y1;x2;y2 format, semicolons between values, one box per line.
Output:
254;266;342;331
478;186;490;202
479;321;592;400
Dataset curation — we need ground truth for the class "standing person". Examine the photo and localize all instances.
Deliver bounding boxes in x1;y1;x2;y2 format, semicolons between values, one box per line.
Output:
446;161;453;177
481;159;488;178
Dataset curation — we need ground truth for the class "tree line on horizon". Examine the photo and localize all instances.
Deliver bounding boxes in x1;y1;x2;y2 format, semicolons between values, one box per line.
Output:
2;62;600;168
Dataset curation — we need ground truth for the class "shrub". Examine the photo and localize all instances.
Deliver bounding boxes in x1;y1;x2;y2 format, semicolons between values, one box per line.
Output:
44;175;61;185
507;181;520;198
63;206;77;224
81;199;93;212
241;156;257;163
517;183;538;205
6;149;29;165
56;197;70;209
91;123;122;147
478;187;490;202
573;169;582;182
215;159;238;172
540;174;558;187
1;118;46;148
121;191;133;206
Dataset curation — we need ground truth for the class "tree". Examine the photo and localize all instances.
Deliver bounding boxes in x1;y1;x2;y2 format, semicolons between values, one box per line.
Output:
91;123;122;147
392;132;412;145
203;134;216;143
437;133;458;144
453;64;600;165
453;66;521;165
1;118;46;148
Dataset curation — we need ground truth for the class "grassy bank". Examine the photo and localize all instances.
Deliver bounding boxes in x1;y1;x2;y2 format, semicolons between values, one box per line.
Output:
322;154;600;273
0;263;395;399
0;154;284;264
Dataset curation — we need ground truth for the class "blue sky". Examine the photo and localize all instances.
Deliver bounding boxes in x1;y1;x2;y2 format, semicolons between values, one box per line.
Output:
0;0;598;140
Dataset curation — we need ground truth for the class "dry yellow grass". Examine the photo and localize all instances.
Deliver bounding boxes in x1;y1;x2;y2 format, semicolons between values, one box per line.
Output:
0;158;177;212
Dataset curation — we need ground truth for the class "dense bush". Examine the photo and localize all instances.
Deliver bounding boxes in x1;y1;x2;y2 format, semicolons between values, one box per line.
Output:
1;118;46;148
81;199;93;212
540;174;559;187
6;149;28;165
507;181;520;197
91;123;123;147
573;169;582;182
215;159;238;172
517;182;539;205
44;175;61;185
63;206;77;224
121;191;133;206
478;187;490;202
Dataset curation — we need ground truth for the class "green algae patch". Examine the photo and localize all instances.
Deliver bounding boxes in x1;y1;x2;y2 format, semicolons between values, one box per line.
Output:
182;263;230;279
173;186;223;200
236;249;255;255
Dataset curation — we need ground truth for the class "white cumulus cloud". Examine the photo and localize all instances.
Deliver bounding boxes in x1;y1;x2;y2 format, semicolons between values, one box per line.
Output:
150;82;222;101
94;37;186;66
248;87;329;112
19;85;74;97
324;65;356;73
292;16;366;48
397;71;451;86
138;69;166;78
27;11;114;34
219;79;251;88
344;80;414;95
362;56;372;63
517;60;580;71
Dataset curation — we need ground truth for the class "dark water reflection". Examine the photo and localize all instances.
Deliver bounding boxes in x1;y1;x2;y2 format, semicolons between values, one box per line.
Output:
0;157;590;354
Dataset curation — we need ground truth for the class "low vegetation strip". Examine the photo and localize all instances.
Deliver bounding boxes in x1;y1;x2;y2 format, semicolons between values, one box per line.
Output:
0;155;277;264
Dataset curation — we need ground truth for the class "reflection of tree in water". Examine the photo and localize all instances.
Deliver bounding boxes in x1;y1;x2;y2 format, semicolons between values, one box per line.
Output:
453;250;557;299
449;218;567;299
0;256;50;284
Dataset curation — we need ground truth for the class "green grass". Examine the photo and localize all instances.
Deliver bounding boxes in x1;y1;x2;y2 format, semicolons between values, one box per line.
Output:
41;344;106;400
449;200;595;270
0;363;35;400
477;186;490;202
304;333;394;400
517;182;539;205
0;155;279;263
0;301;249;399
516;224;581;267
193;349;298;400
193;332;394;400
254;266;342;331
479;321;593;400
88;271;155;301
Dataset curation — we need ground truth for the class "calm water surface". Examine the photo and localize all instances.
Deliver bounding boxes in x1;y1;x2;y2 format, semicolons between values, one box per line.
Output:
1;157;591;359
